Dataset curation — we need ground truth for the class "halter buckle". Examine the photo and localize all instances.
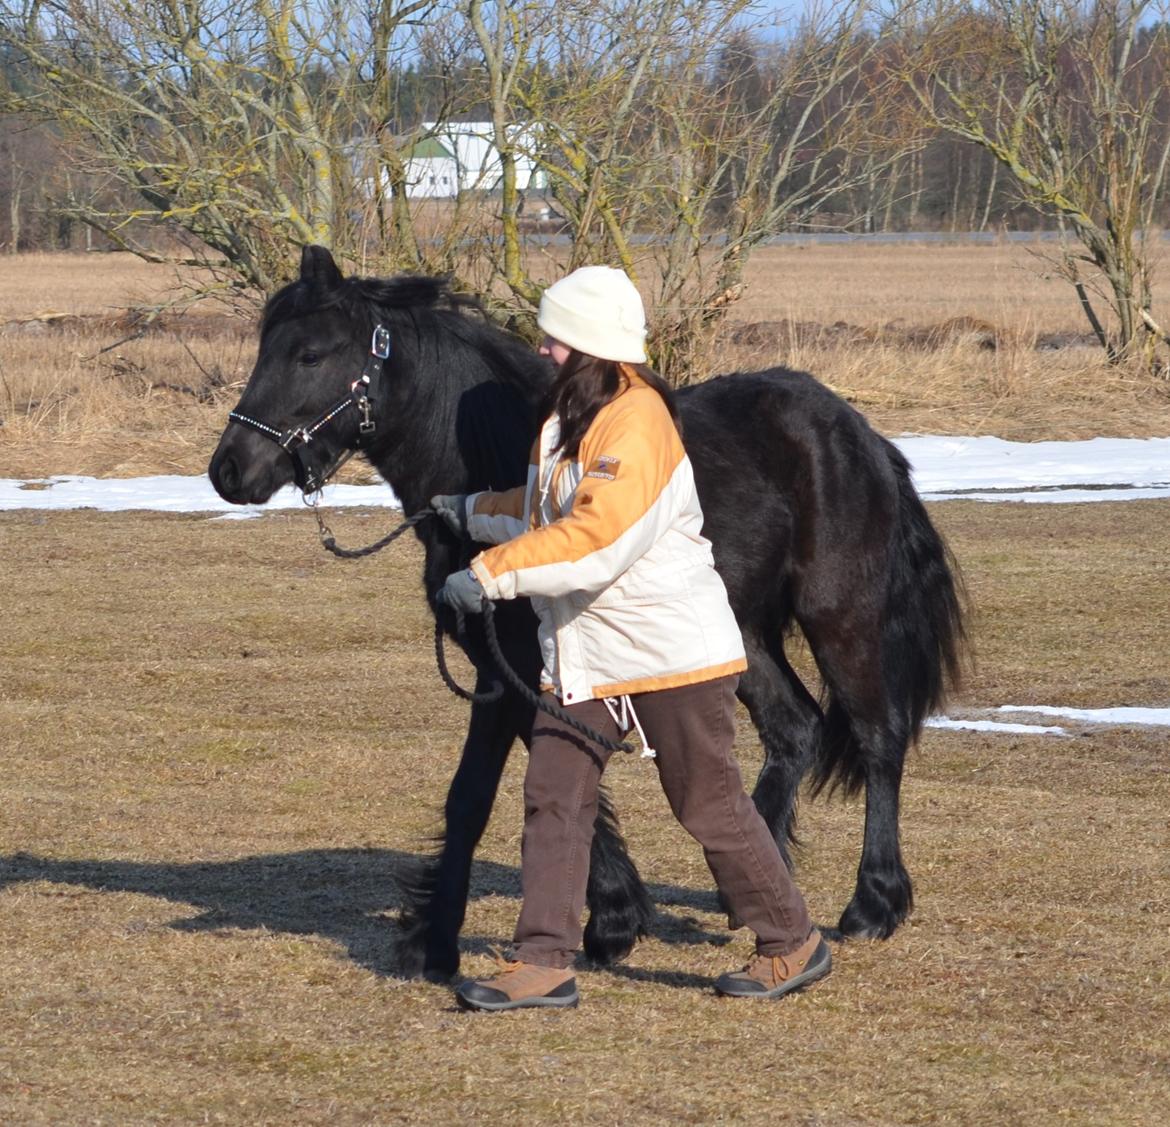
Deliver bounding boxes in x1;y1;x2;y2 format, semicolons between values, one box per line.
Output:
358;395;375;435
279;427;311;450
371;325;391;360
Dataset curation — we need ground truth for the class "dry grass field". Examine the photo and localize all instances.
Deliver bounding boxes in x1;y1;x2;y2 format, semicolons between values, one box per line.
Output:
2;242;1170;481
2;247;1169;1124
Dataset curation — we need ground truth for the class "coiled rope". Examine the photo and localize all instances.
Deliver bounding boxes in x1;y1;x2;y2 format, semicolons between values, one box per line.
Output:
311;504;632;754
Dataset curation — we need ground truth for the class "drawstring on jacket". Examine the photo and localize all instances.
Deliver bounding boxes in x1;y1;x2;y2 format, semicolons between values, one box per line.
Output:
603;695;658;759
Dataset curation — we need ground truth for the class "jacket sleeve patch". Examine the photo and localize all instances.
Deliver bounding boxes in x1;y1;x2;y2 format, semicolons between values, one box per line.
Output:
586;454;621;481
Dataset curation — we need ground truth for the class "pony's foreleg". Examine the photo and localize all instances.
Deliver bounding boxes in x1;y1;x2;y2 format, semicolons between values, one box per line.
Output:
397;691;522;981
737;635;823;867
582;789;655;964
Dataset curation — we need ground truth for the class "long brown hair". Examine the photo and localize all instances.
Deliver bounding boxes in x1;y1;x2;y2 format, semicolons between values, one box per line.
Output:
544;351;681;459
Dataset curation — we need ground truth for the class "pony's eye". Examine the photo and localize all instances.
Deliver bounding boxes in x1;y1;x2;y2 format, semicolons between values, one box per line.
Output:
300;351;320;366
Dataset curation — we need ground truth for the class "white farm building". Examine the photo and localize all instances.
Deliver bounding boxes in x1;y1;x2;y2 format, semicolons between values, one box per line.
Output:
401;122;545;199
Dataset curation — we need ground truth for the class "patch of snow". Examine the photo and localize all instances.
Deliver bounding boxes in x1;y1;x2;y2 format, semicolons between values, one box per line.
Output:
897;435;1170;496
927;704;1170;736
920;487;1170;503
995;704;1170;727
926;717;1068;736
4;435;1169;513
0;474;400;514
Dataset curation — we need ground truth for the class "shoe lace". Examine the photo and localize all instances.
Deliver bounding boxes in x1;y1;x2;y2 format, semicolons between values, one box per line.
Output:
486;946;523;975
743;953;786;982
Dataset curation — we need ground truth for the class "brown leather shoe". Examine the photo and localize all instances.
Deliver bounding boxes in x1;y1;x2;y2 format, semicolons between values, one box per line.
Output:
714;930;832;999
456;955;579;1012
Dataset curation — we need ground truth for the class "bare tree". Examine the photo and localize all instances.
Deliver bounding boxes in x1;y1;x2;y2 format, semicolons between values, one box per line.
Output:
4;0;916;378
468;0;917;380
898;0;1170;371
0;0;444;297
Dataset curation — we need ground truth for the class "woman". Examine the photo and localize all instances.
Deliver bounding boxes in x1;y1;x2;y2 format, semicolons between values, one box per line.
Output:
432;265;830;1011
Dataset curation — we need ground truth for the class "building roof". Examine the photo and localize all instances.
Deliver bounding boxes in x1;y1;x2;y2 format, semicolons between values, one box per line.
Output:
405;136;455;160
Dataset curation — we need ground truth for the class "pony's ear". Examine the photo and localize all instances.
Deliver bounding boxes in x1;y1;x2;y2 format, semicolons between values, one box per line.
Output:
300;244;343;290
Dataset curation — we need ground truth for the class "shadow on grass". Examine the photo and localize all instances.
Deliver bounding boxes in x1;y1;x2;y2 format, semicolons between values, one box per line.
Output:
0;849;732;980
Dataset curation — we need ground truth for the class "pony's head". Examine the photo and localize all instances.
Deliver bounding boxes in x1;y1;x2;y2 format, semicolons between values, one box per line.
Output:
209;245;547;507
210;245;379;503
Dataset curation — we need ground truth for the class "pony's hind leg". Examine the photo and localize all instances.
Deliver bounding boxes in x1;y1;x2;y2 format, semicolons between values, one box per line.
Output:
582;791;655;964
737;633;824;867
836;706;912;940
805;619;914;940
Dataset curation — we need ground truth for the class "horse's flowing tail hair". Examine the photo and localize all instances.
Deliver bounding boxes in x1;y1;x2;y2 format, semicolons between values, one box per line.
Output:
813;439;968;798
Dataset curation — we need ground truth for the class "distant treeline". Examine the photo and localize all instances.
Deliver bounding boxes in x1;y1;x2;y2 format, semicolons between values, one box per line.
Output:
2;8;1166;256
3;2;1169;373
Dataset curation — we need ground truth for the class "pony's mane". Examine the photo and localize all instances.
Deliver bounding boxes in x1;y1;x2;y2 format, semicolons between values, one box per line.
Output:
261;273;476;336
260;271;550;407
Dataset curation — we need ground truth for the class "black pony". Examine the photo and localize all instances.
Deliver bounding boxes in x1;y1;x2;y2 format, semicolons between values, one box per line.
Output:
209;245;965;980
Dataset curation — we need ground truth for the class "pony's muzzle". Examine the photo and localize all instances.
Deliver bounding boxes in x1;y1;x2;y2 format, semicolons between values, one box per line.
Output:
208;429;290;504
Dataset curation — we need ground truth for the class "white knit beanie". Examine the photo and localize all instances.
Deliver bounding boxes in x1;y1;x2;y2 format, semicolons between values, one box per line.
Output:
537;265;648;363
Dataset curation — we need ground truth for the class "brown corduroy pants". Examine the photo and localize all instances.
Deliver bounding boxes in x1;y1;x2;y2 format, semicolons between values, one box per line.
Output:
513;675;813;969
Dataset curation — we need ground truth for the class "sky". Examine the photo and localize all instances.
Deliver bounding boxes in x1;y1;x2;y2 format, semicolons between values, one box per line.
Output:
3;433;1169;736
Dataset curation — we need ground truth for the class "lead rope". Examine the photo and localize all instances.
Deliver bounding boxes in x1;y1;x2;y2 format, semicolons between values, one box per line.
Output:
435;603;505;704
308;499;632;753
435;602;632;752
479;602;633;754
309;496;432;558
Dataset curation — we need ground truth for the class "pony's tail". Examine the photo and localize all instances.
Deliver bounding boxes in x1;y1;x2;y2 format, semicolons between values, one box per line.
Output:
884;439;967;734
813;439;967;797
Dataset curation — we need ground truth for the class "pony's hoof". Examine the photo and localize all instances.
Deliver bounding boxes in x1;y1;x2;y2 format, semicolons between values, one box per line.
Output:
393;914;461;980
393;938;425;979
420;945;461;981
399;950;459;982
837;911;898;940
837;871;912;939
582;929;635;966
582;903;653;965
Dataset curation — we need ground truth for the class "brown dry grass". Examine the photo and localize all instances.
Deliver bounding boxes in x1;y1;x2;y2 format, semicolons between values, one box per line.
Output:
0;251;193;319
1;245;1168;1122
2;501;1169;1124
722;242;1170;440
3;244;1170;480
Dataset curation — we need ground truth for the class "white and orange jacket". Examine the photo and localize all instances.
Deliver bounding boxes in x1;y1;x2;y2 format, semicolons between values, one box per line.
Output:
465;368;746;705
